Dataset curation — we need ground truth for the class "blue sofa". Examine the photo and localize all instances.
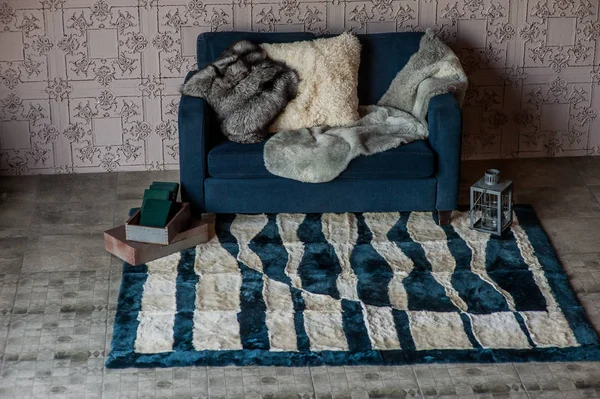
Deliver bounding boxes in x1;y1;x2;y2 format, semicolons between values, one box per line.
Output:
178;31;462;224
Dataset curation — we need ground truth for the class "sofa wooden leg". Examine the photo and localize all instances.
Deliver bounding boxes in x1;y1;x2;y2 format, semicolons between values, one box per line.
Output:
438;211;452;226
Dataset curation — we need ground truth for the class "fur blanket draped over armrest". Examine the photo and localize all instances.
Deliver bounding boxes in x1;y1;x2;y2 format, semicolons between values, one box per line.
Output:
264;29;468;183
181;40;300;144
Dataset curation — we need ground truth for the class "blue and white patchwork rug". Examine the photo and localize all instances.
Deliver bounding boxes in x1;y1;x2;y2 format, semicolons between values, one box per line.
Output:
106;206;600;368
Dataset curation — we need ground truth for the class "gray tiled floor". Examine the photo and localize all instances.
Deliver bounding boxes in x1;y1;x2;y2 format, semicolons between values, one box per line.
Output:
1;159;600;398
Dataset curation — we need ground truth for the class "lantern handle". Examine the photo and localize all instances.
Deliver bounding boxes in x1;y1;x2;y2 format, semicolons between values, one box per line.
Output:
485;169;500;185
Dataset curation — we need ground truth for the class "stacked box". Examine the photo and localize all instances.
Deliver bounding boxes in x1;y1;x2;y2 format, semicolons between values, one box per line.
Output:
139;181;180;228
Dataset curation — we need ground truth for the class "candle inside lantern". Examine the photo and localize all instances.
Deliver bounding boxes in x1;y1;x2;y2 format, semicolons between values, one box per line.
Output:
482;196;498;230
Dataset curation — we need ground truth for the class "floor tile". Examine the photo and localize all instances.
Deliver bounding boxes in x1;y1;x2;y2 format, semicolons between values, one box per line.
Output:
463;184;600;217
0;274;18;358
463;158;585;189
514;186;600;219
588;185;600;204
35;173;117;204
516;362;600;398
116;171;179;200
0;202;35;239
0;176;38;204
460;159;589;208
3;163;600;398
1;358;105;399
112;199;141;227
22;235;111;272
0;273;18;313
0;237;27;274
559;253;600;294
423;364;524;398
30;202;113;236
7;271;109;360
579;292;600;335
570;157;600;186
541;217;600;255
508;158;586;189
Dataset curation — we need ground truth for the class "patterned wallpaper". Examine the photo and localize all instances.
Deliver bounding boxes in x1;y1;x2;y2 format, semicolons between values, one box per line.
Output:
0;0;599;175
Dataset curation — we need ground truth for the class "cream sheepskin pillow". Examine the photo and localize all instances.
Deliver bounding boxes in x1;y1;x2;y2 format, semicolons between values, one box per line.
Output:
261;32;361;132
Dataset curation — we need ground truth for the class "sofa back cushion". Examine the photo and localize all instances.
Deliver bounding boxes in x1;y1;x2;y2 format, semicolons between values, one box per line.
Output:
196;32;314;69
195;31;424;134
355;32;424;105
196;32;314;143
261;33;362;132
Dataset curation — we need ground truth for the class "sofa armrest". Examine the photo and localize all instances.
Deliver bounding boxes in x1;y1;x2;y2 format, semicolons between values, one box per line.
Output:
427;93;462;211
178;71;210;214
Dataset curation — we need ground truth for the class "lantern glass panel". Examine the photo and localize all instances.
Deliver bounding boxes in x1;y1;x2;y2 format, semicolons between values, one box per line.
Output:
481;191;500;231
470;189;479;226
501;187;513;230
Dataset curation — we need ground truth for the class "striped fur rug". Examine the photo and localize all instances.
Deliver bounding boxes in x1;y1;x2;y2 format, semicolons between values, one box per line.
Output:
106;206;600;368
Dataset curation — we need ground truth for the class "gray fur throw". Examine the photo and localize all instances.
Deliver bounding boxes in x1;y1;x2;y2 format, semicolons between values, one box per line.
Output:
181;41;299;144
264;29;468;183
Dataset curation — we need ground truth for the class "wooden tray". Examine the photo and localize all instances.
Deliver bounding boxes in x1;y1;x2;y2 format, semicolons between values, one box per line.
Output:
125;202;191;245
105;216;212;266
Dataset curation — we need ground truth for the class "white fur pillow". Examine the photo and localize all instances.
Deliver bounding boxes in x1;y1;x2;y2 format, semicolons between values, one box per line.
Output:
261;32;361;132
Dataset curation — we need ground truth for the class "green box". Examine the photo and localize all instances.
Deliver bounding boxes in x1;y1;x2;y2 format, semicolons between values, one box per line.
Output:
139;199;173;228
143;189;171;200
142;189;172;210
151;181;178;188
149;182;179;201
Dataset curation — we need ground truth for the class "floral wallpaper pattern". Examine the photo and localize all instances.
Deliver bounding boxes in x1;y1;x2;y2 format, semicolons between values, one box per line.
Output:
0;0;599;175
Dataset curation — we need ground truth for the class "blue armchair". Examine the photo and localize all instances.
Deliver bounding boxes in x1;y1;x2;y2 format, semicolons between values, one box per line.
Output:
178;32;462;224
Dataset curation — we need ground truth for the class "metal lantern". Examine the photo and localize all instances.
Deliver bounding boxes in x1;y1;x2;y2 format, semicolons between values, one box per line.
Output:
470;169;513;236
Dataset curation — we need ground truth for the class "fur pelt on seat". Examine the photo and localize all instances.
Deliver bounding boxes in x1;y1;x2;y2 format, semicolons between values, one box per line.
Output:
181;41;300;144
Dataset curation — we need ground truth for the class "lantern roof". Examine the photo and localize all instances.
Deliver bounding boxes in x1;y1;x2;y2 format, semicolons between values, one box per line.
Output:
471;177;513;192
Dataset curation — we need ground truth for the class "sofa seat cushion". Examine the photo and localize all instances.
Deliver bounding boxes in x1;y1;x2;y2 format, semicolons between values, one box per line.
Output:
208;139;435;179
